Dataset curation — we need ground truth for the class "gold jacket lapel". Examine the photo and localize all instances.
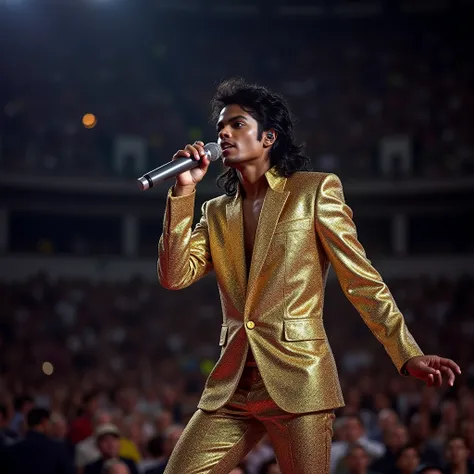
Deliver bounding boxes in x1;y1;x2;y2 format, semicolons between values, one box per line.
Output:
246;187;289;303
226;197;247;310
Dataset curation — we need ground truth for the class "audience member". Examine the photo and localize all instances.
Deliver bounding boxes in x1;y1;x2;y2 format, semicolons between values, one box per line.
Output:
396;445;421;474
5;407;74;474
84;424;139;474
145;425;183;474
331;415;385;473
443;435;474;474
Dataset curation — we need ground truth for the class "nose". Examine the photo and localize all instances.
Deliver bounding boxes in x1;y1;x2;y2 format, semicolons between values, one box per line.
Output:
218;127;231;141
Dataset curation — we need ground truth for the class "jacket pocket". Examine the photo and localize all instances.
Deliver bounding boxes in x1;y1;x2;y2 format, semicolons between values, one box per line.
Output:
219;325;229;346
274;218;312;234
283;318;326;341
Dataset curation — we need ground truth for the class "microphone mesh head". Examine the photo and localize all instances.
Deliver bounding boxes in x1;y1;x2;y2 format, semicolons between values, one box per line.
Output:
204;142;222;162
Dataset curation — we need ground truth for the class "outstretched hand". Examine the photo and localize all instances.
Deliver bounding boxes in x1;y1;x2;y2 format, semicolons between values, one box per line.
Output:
404;355;461;387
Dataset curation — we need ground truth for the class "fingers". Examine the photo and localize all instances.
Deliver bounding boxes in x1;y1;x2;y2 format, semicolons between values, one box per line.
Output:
193;141;210;168
422;365;438;375
173;142;206;162
425;367;455;387
185;144;202;161
425;371;442;387
434;369;443;387
440;366;456;386
440;357;461;375
172;149;191;160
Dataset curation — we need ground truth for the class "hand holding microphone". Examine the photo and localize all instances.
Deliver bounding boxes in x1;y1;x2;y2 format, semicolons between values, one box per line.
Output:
173;141;214;196
137;141;221;195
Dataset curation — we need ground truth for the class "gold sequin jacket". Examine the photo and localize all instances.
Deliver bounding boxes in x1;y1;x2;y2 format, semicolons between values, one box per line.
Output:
158;168;423;413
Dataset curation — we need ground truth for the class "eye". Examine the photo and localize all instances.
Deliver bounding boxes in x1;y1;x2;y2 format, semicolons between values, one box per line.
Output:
233;121;244;128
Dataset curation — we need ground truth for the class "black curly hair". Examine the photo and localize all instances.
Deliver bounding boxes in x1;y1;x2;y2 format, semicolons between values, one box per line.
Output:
211;78;311;196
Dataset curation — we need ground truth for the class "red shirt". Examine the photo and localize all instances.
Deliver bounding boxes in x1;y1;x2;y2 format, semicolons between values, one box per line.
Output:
69;415;93;444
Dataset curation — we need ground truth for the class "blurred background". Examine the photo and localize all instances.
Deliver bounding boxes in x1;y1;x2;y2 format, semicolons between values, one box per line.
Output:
0;0;473;473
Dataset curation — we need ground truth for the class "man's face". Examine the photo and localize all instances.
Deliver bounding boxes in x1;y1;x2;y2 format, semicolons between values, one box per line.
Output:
345;418;363;443
94;412;112;428
216;104;269;168
386;425;408;451
397;448;420;474
378;410;398;432
347;447;370;473
97;434;120;459
446;438;468;465
409;414;430;441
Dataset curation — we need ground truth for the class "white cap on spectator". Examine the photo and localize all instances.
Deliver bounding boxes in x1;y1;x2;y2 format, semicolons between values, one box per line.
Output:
95;423;121;439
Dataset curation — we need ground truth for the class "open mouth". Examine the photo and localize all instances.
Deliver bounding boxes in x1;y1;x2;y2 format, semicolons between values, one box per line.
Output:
220;142;235;151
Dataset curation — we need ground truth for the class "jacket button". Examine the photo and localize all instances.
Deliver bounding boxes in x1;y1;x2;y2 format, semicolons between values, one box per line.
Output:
246;320;255;330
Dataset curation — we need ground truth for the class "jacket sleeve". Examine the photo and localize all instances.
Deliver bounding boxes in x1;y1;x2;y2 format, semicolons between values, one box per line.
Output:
314;173;423;373
158;187;213;290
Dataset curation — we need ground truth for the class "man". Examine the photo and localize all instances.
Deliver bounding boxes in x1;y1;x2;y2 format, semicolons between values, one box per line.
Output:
331;415;385;473
396;445;421;474
157;78;461;473
144;425;183;474
5;407;74;474
139;435;164;473
344;444;381;474
9;395;34;437
50;412;69;441
370;424;409;474
76;411;113;471
409;413;443;466
443;435;474;474
70;391;100;446
84;424;138;474
371;408;401;443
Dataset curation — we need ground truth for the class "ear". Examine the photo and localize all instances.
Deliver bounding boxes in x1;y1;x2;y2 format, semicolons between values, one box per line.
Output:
263;130;277;147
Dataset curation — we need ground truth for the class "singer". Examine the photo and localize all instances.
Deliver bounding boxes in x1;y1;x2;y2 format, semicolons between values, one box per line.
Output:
157;78;461;474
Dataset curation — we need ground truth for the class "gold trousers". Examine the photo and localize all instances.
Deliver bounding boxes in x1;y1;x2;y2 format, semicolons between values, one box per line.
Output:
164;365;335;474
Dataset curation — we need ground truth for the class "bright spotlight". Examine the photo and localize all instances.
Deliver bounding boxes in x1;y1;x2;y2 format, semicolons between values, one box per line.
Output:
82;113;97;129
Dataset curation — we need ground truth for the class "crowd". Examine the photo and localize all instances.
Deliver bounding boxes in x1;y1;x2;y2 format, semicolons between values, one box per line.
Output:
0;272;473;473
1;15;473;181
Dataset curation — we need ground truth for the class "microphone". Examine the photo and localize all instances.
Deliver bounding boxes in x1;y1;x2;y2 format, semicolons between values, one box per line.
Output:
137;142;222;191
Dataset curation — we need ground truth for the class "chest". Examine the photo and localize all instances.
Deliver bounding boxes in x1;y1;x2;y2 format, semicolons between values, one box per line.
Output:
242;197;264;265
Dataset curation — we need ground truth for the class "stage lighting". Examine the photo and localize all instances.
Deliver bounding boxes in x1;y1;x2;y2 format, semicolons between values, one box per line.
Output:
42;362;54;376
82;113;97;129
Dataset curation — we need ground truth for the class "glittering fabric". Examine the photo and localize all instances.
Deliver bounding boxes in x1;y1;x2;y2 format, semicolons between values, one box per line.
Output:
157;169;423;414
163;366;335;474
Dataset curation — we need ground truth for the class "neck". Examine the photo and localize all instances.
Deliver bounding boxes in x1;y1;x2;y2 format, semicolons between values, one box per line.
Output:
236;161;271;199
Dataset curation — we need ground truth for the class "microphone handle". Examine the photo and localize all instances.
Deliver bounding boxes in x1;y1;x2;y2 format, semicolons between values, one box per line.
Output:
140;157;198;189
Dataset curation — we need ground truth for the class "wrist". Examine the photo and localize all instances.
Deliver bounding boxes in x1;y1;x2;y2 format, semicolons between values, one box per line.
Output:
173;183;196;196
402;357;415;376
